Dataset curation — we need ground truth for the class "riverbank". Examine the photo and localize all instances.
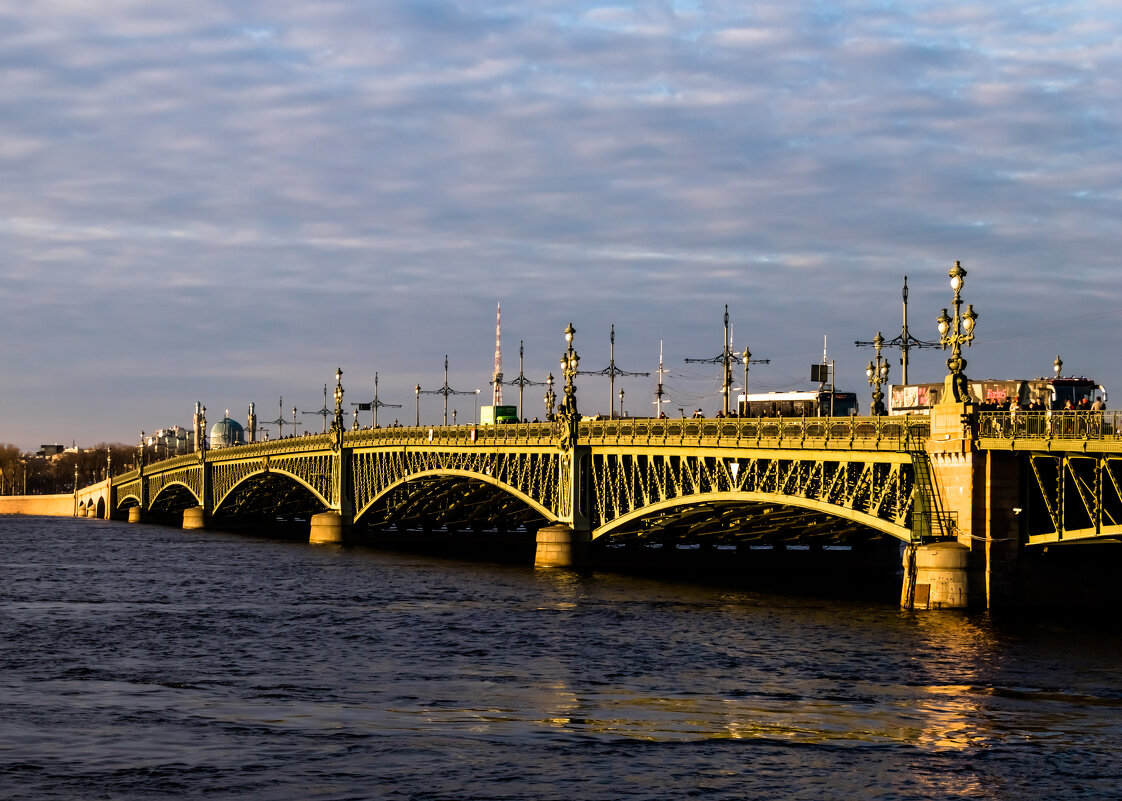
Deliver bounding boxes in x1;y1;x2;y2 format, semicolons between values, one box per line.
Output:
0;494;75;517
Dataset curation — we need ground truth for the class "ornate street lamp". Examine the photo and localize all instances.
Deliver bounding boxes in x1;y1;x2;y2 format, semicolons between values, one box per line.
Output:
1054;355;1063;378
560;323;580;419
544;372;556;420
742;347;750;414
330;368;345;437
415;384;421;427
937;260;978;402
865;332;890;415
618;388;625;419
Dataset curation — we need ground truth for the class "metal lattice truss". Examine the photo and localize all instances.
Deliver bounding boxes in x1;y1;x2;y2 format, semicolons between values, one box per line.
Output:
116;420;936;543
1026;453;1122;544
147;458;204;507
114;473;142;507
211;450;336;510
350;446;560;522
588;447;917;543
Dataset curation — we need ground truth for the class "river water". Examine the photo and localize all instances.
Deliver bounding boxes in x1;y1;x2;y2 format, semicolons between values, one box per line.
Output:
2;516;1121;800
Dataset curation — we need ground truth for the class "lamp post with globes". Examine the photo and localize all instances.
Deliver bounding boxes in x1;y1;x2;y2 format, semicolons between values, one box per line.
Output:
330;368;344;440
560;323;580;419
544;373;555;421
936;260;978;403
866;332;890;415
739;345;769;416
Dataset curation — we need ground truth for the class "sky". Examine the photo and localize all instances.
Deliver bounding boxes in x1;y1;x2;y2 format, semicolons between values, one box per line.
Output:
3;0;1122;450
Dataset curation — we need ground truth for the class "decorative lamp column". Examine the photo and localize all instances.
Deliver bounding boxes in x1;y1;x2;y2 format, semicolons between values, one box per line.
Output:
536;323;590;568
545;373;555;420
331;367;344;438
561;323;580;419
936;260;978;403
415;384;421;427
742;347;750;415
865;331;890;415
619;388;625;419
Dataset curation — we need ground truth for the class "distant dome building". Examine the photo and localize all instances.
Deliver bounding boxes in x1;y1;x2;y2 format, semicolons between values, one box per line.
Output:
209;410;245;449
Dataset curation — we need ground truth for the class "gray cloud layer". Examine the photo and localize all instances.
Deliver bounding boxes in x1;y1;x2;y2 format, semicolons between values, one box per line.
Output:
3;1;1121;447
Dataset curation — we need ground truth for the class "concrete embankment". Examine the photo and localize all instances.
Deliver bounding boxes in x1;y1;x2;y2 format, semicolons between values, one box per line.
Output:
0;494;77;517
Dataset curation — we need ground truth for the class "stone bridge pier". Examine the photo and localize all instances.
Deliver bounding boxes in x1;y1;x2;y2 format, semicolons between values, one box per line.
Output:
916;400;1020;610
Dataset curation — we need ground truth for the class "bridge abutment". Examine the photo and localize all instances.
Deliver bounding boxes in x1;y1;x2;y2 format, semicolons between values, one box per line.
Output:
534;524;590;568
904;542;970;609
310;511;352;545
182;506;208;530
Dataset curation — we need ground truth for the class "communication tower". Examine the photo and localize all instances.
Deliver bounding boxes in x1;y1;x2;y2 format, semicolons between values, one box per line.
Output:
492;302;504;406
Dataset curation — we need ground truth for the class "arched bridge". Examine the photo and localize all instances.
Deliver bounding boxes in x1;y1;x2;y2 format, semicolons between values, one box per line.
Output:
70;403;1122;609
103;416;941;550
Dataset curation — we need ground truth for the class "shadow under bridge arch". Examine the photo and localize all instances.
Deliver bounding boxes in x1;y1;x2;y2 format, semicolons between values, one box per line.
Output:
587;449;917;547
210;466;333;523
354;468;558;534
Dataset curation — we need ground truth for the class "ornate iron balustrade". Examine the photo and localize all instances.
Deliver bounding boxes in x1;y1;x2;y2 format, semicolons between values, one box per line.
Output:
346;422;558;448
578;415;928;450
977;410;1119;443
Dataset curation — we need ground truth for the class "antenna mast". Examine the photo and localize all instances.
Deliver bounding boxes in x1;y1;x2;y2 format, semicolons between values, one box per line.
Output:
492;302;503;406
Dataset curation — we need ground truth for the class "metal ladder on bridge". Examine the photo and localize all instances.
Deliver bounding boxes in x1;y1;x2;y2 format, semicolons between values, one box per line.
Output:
904;426;955;545
901;426;957;610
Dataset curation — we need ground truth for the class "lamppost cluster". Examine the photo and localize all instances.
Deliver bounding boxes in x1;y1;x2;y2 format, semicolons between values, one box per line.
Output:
936;260;978;402
172;264;979;445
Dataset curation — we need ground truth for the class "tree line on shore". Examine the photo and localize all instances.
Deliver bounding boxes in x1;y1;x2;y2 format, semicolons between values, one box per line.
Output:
0;443;139;495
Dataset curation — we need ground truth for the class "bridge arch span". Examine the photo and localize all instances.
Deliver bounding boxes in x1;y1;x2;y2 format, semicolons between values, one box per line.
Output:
592;490;912;544
150;480;203;511
212;467;332;517
355;467;556;526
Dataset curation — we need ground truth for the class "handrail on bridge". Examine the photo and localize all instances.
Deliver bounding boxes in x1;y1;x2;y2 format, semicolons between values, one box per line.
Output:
578;415;929;449
114;414;929;482
977;409;1119;442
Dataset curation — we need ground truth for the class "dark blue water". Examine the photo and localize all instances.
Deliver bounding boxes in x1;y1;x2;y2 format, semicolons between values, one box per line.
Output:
2;516;1122;800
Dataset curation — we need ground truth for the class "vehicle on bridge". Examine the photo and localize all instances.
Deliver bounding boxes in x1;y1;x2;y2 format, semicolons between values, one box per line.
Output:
889;376;1107;414
480;405;519;424
738;390;859;417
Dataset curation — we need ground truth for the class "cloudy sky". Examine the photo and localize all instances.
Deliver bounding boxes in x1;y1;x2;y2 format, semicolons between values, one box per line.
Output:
3;0;1121;450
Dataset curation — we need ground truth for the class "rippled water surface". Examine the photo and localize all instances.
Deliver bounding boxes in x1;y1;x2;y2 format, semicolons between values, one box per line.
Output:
3;516;1122;800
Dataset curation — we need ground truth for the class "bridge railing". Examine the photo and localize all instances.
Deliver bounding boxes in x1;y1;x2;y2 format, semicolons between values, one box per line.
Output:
345;422;559;448
977;410;1120;441
579;415;928;449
